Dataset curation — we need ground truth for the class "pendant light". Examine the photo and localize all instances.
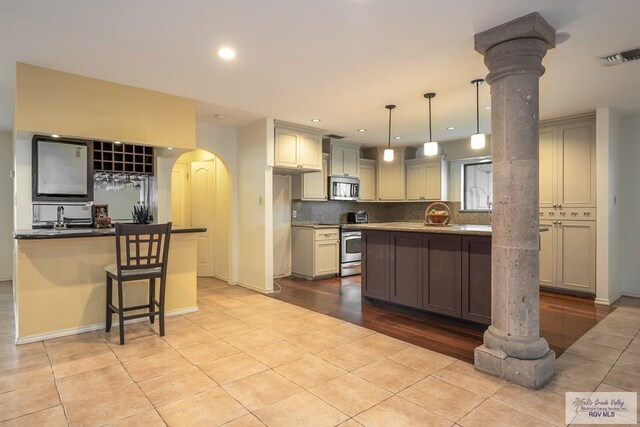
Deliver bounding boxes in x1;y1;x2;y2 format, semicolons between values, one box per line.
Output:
383;104;396;162
423;93;438;156
470;79;486;150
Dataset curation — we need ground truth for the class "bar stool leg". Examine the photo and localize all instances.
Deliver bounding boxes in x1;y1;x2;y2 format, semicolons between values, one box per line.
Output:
149;278;156;324
106;275;113;332
159;278;166;337
117;280;125;345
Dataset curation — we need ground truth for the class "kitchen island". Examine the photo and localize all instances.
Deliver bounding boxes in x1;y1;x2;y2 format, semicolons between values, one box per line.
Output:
12;226;205;343
343;222;492;325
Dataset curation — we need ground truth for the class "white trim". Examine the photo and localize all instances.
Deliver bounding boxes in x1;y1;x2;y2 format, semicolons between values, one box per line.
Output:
0;277;12;282
236;281;268;294
15;306;198;345
622;290;640;299
595;297;612;306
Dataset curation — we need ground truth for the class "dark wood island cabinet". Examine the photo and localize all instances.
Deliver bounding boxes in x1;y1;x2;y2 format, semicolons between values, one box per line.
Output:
359;224;492;325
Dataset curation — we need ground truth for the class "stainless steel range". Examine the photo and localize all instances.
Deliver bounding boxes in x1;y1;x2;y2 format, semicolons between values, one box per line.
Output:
340;211;368;277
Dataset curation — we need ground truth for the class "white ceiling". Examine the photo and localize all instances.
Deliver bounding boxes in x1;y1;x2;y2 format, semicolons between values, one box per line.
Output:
1;0;639;145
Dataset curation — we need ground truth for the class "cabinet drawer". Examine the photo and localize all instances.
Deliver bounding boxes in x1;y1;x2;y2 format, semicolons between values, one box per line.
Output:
314;229;340;241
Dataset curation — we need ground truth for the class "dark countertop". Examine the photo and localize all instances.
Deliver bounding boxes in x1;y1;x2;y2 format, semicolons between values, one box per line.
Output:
14;226;206;240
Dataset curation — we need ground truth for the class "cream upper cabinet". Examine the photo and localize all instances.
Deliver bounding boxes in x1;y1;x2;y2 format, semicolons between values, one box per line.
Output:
539;117;596;209
377;148;405;201
405;157;447;201
359;159;376;202
292;154;328;201
274;123;323;172
326;140;360;177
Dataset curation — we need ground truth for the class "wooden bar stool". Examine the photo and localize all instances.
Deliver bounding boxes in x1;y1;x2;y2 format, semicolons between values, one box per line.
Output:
105;222;172;345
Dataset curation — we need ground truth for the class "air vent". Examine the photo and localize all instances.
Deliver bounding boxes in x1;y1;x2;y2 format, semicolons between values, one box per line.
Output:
325;134;345;139
600;47;640;66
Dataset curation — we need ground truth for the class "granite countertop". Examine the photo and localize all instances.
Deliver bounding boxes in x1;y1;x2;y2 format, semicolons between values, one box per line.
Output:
14;226;207;240
342;222;492;236
291;223;341;229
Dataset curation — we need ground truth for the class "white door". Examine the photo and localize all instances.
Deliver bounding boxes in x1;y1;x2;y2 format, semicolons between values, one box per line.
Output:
191;161;216;277
274;128;299;168
558;122;596;208
171;163;190;227
273;175;292;278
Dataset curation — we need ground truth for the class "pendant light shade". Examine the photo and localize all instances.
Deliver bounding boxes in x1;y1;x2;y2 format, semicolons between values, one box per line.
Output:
423;92;438;156
384;104;396;162
471;79;486;150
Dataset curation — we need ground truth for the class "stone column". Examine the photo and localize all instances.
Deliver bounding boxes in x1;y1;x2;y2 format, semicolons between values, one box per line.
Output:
473;12;557;389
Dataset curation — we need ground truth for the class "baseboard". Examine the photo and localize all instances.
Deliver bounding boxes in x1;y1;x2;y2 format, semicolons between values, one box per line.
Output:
236;281;269;294
622;290;640;298
0;277;12;282
15;305;199;345
595;298;612;306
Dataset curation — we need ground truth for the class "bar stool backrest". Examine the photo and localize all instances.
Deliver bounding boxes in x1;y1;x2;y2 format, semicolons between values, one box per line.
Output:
114;222;172;277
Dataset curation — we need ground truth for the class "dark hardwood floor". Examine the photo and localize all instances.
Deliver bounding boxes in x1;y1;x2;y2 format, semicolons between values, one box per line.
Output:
270;275;613;364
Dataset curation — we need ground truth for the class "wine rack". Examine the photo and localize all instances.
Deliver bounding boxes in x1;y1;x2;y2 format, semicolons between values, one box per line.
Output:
93;141;154;175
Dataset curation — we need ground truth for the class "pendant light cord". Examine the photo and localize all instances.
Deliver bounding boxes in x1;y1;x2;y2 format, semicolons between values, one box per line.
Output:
387;107;392;149
476;81;480;134
385;104;395;149
428;96;433;142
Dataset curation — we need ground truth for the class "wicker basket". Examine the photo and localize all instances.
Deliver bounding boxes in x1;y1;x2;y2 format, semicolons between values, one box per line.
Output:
424;201;451;226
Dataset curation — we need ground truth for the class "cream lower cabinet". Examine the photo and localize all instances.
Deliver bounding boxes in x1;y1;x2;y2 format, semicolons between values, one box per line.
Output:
539;218;596;294
292;227;340;279
359;159;376;201
292;154;328;200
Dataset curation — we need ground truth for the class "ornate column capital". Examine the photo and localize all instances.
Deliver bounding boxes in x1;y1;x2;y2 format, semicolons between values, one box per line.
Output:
475;12;556;56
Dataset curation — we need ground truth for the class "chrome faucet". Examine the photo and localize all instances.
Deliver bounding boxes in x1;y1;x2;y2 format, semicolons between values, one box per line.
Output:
56;205;65;228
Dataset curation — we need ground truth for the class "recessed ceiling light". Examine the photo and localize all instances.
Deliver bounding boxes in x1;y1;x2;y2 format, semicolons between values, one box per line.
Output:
167;147;174;150
394;136;401;140
485;106;491;110
447;127;455;130
311;118;321;123
357;129;367;132
51;134;60;138
213;113;226;120
114;141;122;145
218;47;236;60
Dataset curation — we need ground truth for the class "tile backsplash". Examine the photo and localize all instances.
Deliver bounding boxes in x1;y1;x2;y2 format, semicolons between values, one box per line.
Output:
291;201;490;225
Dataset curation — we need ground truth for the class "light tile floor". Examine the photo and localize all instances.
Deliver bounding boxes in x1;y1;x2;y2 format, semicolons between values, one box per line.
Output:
0;278;639;426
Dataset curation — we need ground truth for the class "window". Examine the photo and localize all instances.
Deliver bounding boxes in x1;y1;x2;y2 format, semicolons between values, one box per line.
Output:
463;162;492;211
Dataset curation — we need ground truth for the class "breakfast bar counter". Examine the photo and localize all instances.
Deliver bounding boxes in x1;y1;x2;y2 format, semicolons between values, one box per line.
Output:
12;227;205;343
342;222;491;236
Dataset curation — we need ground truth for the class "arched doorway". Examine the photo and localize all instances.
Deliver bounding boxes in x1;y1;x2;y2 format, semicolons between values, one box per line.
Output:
171;149;231;280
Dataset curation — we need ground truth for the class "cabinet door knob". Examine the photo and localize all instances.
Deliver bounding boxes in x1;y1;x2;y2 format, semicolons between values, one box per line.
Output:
558;204;562;209
552;203;557;208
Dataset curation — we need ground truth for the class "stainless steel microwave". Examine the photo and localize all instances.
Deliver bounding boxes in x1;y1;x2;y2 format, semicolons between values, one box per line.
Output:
328;176;359;201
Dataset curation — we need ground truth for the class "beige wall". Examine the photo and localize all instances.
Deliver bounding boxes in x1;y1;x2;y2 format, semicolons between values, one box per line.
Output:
14;233;198;342
237;119;274;292
15;63;196;149
0;131;12;280
618;113;640;298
